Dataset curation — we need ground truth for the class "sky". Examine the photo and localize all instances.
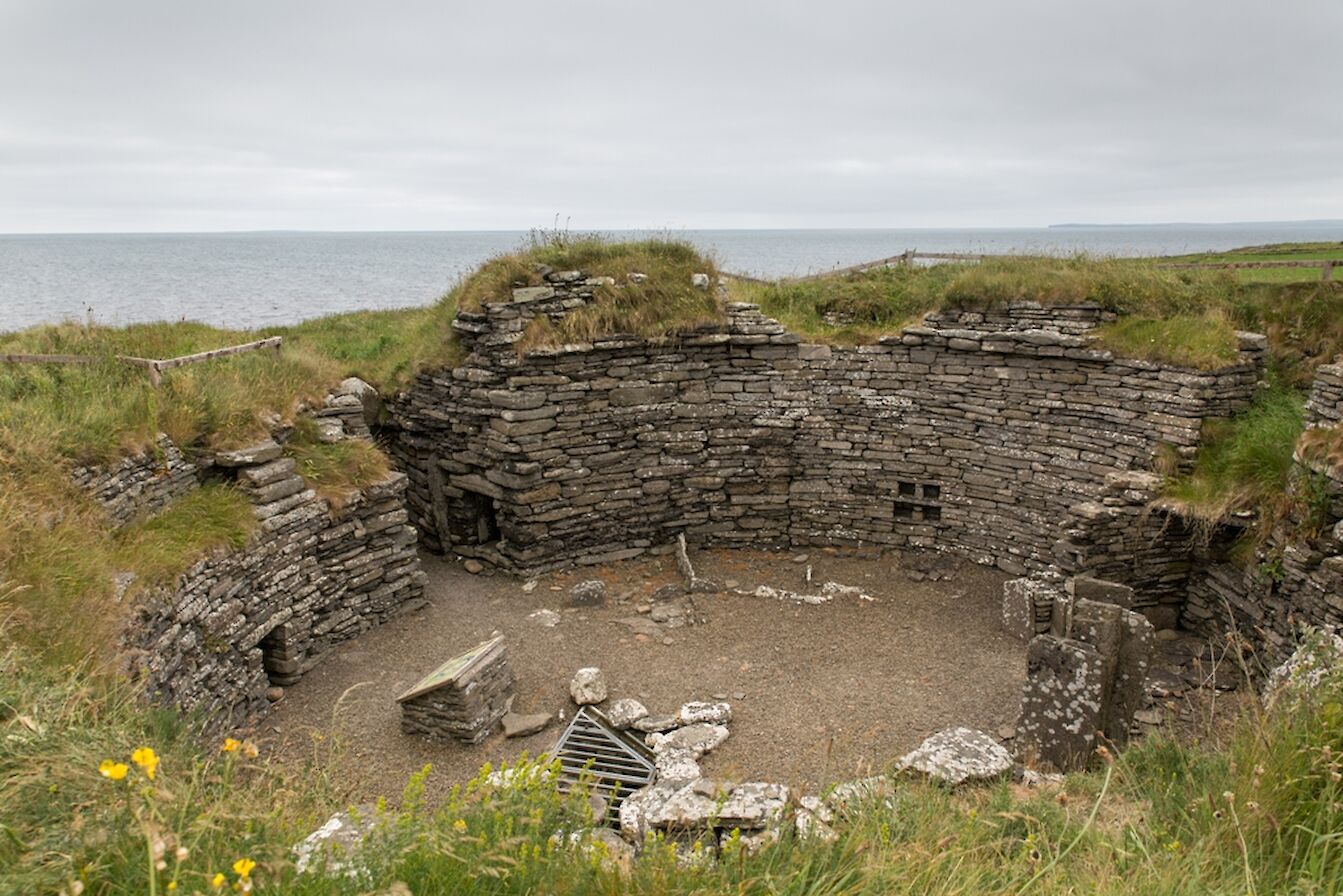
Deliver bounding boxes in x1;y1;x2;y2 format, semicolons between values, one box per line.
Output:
0;0;1340;233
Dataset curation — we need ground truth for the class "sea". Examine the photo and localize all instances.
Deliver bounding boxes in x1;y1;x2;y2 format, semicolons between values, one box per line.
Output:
2;224;1342;333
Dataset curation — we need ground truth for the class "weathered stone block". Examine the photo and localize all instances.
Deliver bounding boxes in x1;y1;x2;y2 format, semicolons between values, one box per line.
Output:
1018;634;1105;771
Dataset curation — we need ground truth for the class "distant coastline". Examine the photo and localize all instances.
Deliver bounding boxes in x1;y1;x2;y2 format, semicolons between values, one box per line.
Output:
1050;219;1343;230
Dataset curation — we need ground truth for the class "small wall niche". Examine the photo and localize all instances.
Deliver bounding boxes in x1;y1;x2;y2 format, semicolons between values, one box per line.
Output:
260;624;302;687
894;481;943;526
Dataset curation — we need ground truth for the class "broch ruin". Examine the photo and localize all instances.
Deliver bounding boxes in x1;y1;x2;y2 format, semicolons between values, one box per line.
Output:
77;265;1343;850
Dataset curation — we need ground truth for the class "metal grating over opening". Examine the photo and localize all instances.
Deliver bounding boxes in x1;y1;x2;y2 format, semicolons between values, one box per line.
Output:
551;707;656;823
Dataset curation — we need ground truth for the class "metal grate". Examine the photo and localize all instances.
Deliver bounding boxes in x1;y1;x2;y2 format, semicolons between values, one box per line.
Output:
551;707;657;822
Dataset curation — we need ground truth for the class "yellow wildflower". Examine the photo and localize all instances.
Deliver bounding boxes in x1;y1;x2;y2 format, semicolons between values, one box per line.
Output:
211;872;227;889
221;738;241;753
232;858;256;880
98;759;129;781
131;746;159;781
167;883;177;892
453;819;468;832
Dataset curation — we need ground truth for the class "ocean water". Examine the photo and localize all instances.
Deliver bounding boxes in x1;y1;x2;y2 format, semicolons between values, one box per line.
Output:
2;224;1342;333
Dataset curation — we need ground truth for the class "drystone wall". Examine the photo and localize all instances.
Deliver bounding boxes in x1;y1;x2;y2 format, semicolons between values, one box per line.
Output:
121;441;425;725
70;435;200;527
390;275;1264;577
1179;364;1343;664
1002;363;1343;668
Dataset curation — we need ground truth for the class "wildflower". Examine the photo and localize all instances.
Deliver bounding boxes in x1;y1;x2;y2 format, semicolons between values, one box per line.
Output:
1164;839;1182;852
211;873;227;890
221;738;241;753
1222;791;1235;803
453;819;468;832
98;759;129;781
232;858;256;880
175;846;189;861
131;747;159;781
167;883;177;892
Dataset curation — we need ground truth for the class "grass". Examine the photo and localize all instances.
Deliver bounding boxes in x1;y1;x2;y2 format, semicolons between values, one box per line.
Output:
284;418;392;512
3;624;1343;895
1162;383;1309;530
1166;242;1343;286
1091;314;1241;369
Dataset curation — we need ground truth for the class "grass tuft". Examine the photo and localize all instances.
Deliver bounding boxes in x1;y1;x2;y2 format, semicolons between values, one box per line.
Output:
284;418;392;512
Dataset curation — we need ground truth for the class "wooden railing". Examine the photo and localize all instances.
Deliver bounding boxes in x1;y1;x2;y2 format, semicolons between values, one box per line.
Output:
0;336;283;386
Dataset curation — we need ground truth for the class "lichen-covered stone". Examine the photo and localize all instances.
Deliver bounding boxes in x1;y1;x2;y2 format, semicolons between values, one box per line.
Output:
899;726;1013;785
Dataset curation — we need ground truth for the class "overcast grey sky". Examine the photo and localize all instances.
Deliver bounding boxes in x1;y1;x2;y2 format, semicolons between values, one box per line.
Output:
1;0;1339;233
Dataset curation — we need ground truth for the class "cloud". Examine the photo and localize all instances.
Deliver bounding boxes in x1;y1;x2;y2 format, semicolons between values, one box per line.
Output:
0;0;1339;231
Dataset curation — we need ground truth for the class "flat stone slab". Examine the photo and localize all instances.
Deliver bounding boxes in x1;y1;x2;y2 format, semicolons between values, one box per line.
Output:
502;711;553;738
899;726;1013;785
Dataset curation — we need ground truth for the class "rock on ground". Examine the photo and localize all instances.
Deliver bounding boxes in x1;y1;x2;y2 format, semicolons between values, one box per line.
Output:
606;698;649;729
502;711;553;738
648;723;729;758
899;726;1013;785
569;667;608;705
678;700;732;725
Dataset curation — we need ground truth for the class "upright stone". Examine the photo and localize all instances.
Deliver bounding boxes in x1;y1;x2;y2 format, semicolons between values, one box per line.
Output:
1017;634;1105;771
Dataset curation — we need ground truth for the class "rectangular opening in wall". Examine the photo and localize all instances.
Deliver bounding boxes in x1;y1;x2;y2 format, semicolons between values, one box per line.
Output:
923;505;942;521
893;502;914;519
460;489;501;546
922;484;941;501
898;481;917;497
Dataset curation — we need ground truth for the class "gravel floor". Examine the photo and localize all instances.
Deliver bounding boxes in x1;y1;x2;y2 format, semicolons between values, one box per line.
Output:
262;546;1024;805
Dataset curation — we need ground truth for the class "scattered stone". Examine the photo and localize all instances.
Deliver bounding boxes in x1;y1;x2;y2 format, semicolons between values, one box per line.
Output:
606;698;649;729
294;806;377;877
731;691;746;700
568;580;607;607
463;559;485;575
678;701;732;725
521;579;539;593
691;272;711;290
569;667;608;705
502;711;553;738
792;553;809;564
1133;708;1164;726
899;726;1013;786
1265;629;1343;708
996;724;1016;740
627;271;649;284
632;713;680;733
654;748;702;783
266;686;285;703
648;723;729;758
527;608;561;627
824;776;892;814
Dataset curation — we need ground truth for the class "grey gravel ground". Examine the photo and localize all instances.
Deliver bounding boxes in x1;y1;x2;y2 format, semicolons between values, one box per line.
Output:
262;546;1024;805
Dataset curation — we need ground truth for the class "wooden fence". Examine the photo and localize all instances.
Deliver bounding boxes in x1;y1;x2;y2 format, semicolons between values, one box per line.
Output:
0;336;283;386
724;251;1338;284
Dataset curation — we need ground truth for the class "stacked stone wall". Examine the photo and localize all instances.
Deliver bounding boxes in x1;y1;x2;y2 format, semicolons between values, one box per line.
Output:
391;278;1264;577
71;435;200;527
123;448;425;726
1180;364;1343;663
